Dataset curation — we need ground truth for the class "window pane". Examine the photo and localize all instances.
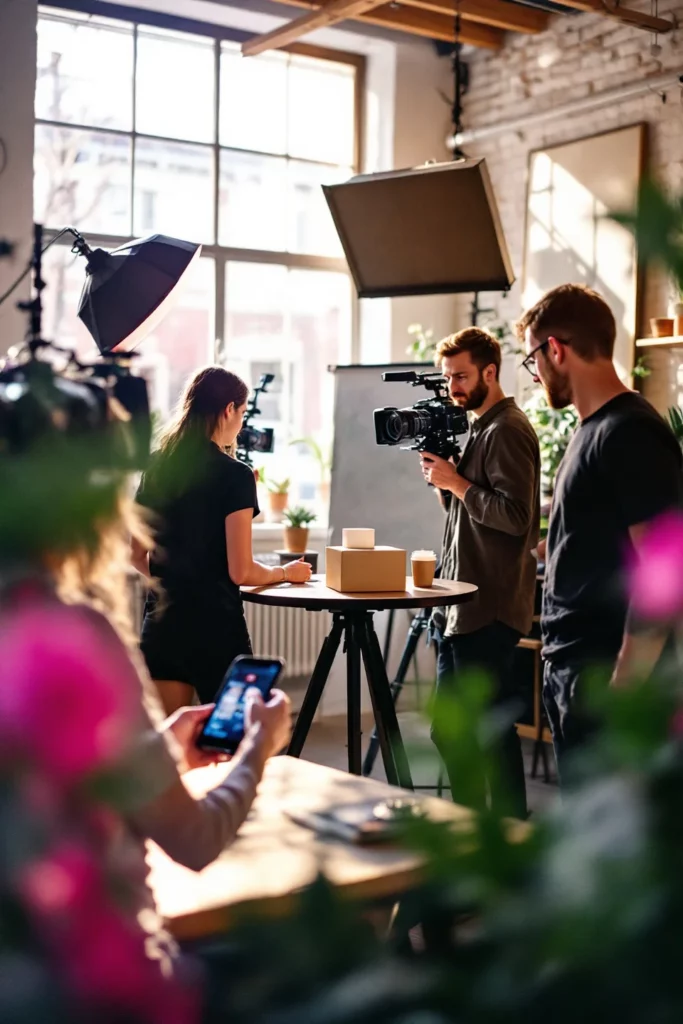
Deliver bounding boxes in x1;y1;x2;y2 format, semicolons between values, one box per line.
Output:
41;245;97;360
289;268;352;440
219;150;287;251
36;11;133;131
220;44;287;154
288;162;349;256
288;55;355;166
225;263;352;509
137;257;215;419
134;137;214;243
136;28;215;144
34;124;132;234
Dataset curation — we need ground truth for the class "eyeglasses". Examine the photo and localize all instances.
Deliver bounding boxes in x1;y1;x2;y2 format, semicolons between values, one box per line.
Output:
521;336;569;379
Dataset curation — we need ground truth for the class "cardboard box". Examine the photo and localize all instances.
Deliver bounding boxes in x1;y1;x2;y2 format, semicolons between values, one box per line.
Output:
325;546;406;593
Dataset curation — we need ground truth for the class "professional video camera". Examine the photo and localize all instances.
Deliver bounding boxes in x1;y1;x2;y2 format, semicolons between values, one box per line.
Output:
374;369;469;462
236;373;275;467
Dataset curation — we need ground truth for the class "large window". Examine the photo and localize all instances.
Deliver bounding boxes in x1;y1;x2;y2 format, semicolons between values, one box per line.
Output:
35;5;361;511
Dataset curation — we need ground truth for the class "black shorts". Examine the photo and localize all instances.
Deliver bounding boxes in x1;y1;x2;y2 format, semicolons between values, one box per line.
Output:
140;593;252;705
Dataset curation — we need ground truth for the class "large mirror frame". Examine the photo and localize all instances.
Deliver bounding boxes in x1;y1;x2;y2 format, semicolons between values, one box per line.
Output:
522;123;647;384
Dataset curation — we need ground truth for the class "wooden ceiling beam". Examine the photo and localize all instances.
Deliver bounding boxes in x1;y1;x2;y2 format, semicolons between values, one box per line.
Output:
362;4;504;46
267;0;523;35
406;0;548;33
555;0;672;31
242;0;385;56
251;0;505;49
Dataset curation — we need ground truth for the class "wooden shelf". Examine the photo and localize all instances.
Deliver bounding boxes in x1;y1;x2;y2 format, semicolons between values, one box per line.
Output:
636;336;683;348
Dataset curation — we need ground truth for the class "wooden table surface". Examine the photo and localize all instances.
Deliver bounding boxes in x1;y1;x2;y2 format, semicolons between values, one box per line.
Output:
242;574;477;612
147;755;480;941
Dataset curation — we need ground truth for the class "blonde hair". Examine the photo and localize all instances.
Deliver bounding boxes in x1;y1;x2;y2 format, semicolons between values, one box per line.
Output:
47;491;165;725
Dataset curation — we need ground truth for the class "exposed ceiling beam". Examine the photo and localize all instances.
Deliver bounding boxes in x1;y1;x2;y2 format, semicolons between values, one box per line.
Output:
254;0;505;48
407;0;548;33
556;0;672;30
355;4;505;46
242;0;385;55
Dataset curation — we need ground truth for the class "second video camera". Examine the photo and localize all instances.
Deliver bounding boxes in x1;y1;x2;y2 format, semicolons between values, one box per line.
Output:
236;373;275;466
374;370;468;461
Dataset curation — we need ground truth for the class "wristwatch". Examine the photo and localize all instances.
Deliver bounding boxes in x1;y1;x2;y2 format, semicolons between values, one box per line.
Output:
280;565;288;583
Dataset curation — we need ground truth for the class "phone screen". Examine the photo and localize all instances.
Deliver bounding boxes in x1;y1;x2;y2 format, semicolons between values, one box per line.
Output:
197;656;284;753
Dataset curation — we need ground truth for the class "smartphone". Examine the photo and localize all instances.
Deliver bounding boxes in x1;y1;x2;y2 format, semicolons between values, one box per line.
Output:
196;655;285;754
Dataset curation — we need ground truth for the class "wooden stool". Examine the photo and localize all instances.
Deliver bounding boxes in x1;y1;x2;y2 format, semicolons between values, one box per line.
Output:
515;636;551;783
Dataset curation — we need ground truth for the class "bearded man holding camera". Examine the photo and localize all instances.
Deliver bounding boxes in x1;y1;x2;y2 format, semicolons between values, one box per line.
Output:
420;328;540;819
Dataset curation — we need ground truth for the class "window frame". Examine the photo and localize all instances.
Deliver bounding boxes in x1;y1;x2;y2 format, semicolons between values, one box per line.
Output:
36;0;364;363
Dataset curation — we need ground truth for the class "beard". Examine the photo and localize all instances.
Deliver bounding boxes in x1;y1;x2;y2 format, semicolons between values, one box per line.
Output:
540;360;572;409
454;372;489;412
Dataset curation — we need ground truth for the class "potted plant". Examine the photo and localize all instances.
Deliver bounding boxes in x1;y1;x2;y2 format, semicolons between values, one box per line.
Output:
289;436;332;510
264;475;290;522
282;505;317;553
523;389;579;498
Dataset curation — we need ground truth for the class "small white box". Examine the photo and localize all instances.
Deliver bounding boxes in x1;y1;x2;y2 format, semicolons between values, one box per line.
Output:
342;528;375;549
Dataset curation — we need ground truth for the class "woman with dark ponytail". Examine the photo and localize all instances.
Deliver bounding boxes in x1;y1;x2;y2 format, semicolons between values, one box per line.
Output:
132;366;311;714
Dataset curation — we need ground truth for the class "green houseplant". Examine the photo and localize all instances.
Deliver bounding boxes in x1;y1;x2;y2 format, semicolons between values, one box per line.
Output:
667;405;683;449
257;473;290;522
282;505;317;553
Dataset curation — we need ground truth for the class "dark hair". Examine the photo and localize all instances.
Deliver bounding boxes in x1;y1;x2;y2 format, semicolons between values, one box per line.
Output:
157;366;249;458
516;284;616;361
434;327;502;380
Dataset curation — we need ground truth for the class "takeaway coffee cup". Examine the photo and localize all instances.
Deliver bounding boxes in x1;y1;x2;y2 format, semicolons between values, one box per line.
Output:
411;550;436;587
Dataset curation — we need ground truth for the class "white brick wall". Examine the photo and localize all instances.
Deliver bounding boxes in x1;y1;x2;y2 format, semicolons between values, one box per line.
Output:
459;5;683;408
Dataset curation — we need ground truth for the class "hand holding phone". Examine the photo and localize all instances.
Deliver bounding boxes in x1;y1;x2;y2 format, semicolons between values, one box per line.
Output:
245;688;292;759
196;656;286;755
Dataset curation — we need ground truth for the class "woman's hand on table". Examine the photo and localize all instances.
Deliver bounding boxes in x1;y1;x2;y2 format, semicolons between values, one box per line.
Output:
245;688;292;758
161;704;228;773
283;558;312;584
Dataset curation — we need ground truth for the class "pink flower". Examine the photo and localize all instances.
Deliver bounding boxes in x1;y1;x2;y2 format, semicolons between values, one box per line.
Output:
627;511;683;620
64;906;199;1024
22;845;198;1024
0;603;137;783
20;843;100;915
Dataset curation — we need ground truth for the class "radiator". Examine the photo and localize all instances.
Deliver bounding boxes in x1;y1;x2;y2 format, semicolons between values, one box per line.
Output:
244;603;331;679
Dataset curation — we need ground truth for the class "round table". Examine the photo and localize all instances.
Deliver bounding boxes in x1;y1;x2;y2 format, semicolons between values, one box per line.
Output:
241;575;477;790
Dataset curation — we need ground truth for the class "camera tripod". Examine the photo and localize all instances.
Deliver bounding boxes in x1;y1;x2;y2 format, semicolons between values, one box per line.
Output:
361;605;435;778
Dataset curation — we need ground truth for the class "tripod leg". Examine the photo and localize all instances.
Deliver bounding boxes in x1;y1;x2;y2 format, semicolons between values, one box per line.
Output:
346;616;362;774
362;610;428;777
359;614;414;790
288;613;344;757
382;608;395;667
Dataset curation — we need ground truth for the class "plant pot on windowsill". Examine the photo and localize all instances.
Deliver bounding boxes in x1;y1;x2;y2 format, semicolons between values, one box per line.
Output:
282;506;317;554
263;476;290;523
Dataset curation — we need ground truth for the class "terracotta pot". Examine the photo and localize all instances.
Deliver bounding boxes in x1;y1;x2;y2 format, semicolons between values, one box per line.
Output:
284;526;309;553
267;492;288;522
318;480;330;510
651;317;674;338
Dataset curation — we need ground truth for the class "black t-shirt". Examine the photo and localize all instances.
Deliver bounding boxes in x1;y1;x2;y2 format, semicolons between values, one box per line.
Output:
542;392;683;665
137;440;259;617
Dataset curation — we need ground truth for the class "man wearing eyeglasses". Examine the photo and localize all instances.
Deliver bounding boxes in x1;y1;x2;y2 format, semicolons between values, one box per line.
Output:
420;327;540;819
517;283;683;784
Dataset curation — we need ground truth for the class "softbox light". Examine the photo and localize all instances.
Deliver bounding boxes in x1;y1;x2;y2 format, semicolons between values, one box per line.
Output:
77;234;202;355
323;158;514;299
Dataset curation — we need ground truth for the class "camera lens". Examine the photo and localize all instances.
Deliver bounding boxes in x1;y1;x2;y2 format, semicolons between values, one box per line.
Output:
384;409;410;443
